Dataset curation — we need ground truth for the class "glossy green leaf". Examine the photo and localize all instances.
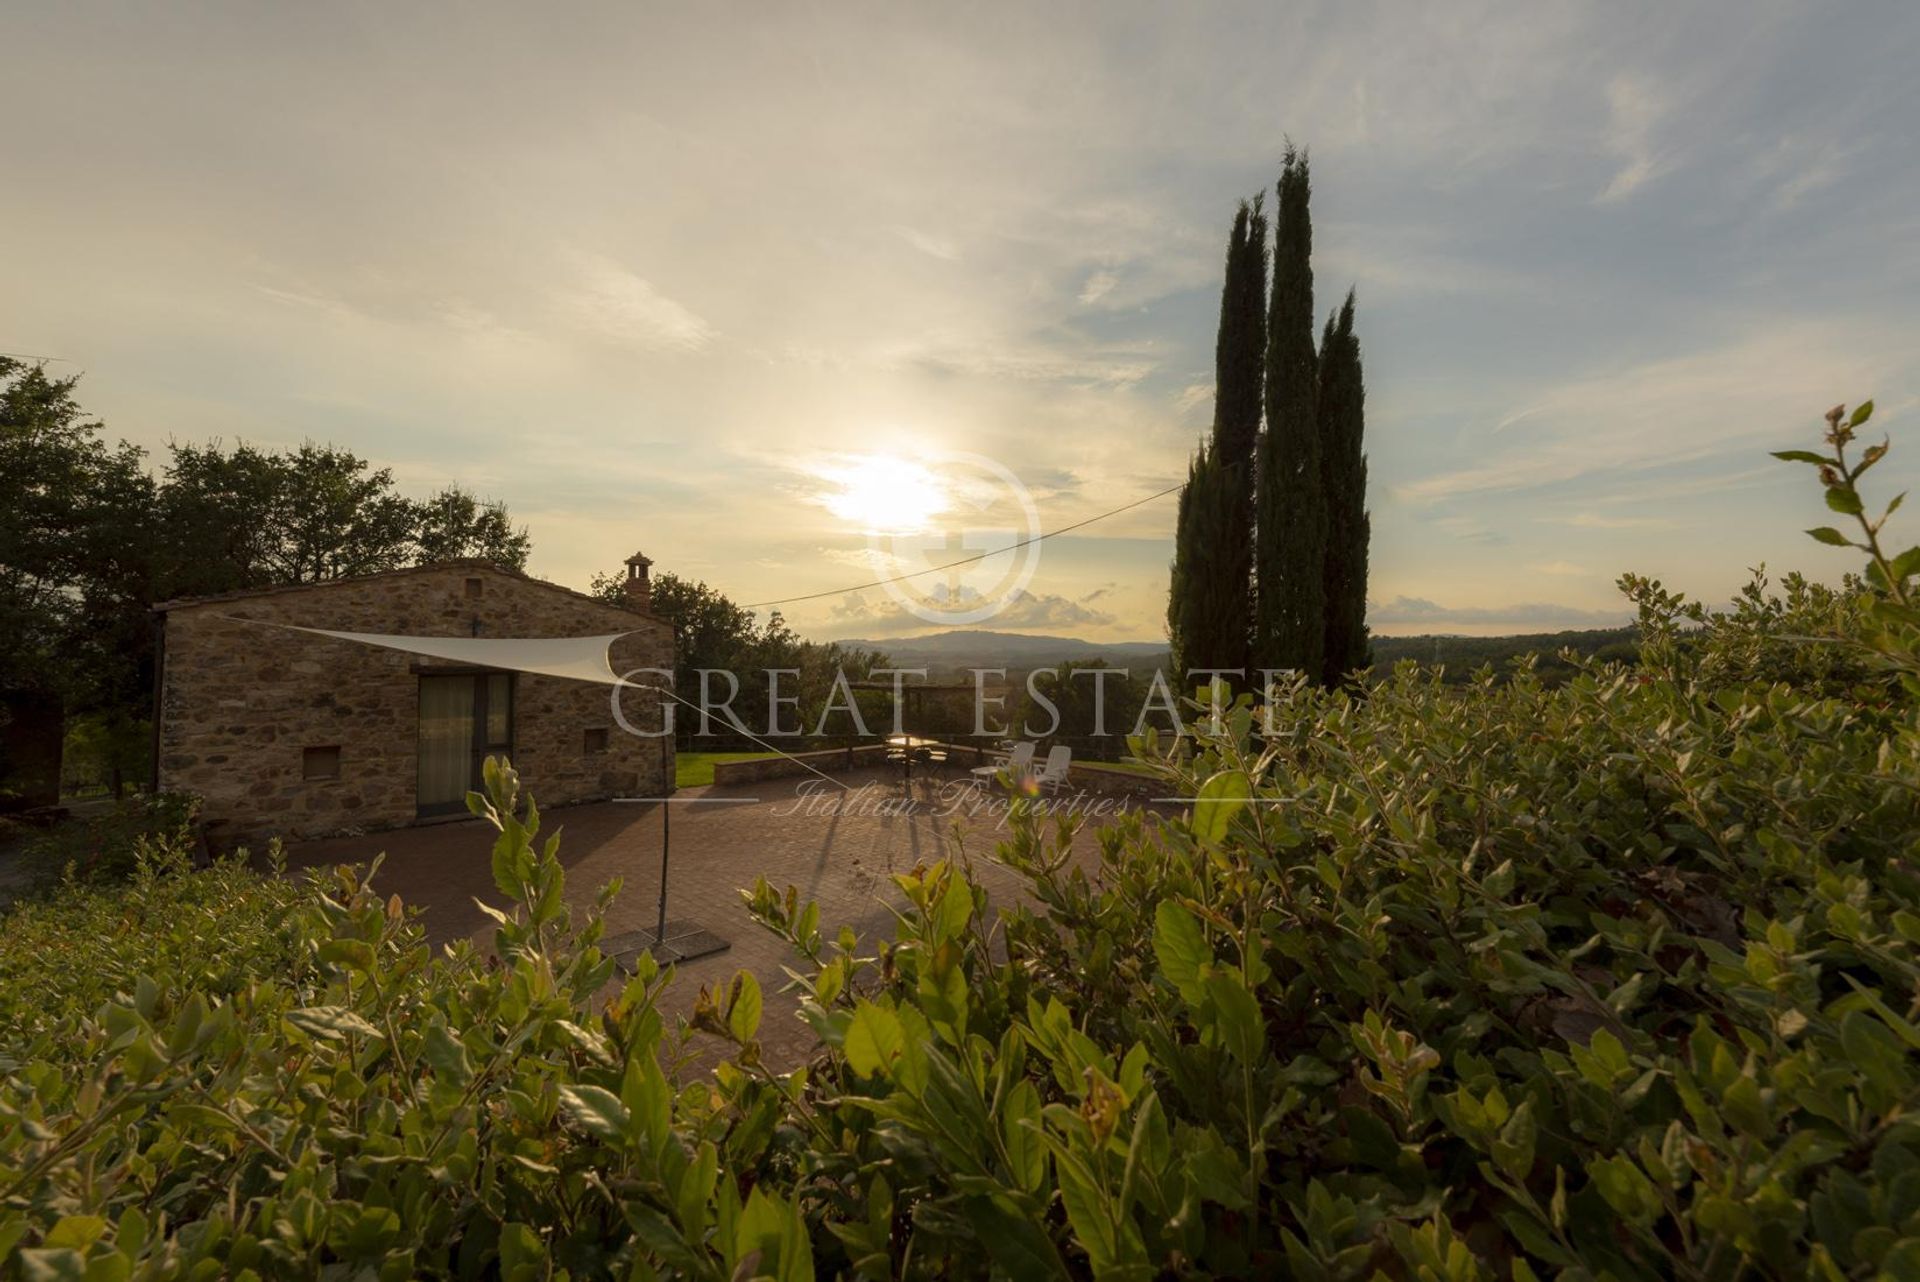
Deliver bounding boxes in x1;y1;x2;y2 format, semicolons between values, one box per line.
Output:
844;1001;906;1080
1153;899;1211;1006
1191;769;1252;846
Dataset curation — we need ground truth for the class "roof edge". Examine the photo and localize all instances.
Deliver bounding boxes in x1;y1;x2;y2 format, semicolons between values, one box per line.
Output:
154;560;660;628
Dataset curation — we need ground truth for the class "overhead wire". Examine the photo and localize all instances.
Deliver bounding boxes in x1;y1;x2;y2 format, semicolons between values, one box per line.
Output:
740;480;1183;609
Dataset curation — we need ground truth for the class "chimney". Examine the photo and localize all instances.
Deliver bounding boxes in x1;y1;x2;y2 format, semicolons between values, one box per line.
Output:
623;551;654;613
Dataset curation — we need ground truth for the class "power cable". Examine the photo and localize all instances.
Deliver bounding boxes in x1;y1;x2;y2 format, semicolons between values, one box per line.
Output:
740;480;1182;609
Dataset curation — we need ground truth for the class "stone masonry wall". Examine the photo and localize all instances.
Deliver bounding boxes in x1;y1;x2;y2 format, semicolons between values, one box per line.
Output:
157;564;674;848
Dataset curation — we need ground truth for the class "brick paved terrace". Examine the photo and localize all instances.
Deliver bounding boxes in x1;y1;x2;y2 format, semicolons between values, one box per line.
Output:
280;763;1161;1070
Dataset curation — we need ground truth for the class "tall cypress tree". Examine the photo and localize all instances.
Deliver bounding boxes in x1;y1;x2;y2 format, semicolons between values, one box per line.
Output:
1255;146;1325;680
1166;443;1243;684
1169;197;1265;680
1213;197;1268;480
1210;197;1266;675
1318;290;1369;684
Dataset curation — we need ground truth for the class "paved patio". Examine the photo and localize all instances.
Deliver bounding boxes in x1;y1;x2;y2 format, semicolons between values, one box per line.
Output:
281;765;1147;1069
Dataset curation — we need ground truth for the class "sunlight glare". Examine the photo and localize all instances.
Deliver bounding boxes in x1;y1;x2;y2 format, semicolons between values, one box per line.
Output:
817;454;949;534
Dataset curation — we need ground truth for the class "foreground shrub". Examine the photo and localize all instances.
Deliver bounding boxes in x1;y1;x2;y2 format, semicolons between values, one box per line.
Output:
1;402;1918;1279
19;790;200;887
0;843;302;1048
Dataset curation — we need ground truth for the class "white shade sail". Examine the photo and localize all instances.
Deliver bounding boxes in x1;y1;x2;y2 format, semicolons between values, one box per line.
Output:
223;618;648;686
213;615;855;791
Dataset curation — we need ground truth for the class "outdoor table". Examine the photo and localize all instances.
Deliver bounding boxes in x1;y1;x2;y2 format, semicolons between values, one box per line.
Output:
884;734;942;788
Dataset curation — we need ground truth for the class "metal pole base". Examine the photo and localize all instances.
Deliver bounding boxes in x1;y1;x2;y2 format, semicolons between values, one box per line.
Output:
605;921;732;968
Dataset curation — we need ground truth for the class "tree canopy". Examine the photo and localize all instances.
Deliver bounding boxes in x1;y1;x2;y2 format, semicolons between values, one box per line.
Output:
589;569;889;745
0;357;535;796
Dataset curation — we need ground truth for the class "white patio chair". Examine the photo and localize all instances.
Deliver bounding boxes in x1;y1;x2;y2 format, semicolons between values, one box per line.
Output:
1030;745;1073;793
972;741;1034;782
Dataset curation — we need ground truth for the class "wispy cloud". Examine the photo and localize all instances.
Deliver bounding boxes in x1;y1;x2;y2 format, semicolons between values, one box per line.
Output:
1174;383;1212;415
894;226;961;261
1372;595;1629;631
1551;512;1677;530
826;586;1115;636
1078;269;1120;306
1596;74;1672;203
561;253;714;354
1397;320;1909;504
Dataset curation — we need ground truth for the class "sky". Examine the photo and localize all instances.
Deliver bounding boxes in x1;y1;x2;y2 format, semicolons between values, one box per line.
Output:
4;1;1918;641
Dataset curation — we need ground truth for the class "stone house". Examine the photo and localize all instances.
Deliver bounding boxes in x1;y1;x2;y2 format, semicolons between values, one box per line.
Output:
153;555;673;848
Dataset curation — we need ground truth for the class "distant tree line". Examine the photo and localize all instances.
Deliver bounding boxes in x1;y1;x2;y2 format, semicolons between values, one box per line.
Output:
1368;627;1640;683
587;571;891;750
0;357;529;806
1169;145;1369;691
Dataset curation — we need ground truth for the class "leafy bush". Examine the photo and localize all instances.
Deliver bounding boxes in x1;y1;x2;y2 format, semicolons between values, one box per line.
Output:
2;404;1918;1279
1621;567;1881;700
0;843;303;1051
20;790;200;886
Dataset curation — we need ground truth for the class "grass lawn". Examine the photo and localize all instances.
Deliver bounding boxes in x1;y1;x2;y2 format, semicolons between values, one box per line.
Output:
674;751;778;787
1075;759;1160;777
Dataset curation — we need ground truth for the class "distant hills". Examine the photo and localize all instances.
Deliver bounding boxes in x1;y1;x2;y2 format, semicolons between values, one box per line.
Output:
828;626;1640;681
832;630;1168;671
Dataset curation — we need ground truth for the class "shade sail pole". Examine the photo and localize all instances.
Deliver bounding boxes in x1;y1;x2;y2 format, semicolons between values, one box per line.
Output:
604;688;726;968
657;798;670;945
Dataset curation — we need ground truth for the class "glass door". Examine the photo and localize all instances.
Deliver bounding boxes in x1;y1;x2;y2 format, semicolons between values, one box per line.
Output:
476;672;513;775
417;673;513;817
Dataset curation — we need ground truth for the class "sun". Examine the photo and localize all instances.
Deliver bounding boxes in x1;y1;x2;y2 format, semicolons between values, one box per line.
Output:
817;454;950;534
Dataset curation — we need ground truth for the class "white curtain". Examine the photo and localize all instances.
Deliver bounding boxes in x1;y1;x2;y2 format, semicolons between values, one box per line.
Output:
417;675;477;808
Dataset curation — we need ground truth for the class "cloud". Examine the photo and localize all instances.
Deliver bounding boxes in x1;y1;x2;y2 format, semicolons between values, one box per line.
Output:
1596;74;1672;203
1317;241;1539;298
902;340;1156;389
826;586;1115;635
560;253;714;353
1396;319;1908;505
816;545;887;571
1078;269;1120;306
1371;595;1629;631
893;225;960;261
1551;512;1677;530
1433;515;1510;547
1174;382;1212;415
1527;560;1590;577
995;589;1118;629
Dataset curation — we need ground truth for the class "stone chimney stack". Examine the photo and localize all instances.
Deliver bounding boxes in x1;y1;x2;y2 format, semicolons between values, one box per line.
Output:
623;551;654;614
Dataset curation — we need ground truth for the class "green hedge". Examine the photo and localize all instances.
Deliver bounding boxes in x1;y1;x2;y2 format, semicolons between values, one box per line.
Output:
2;404;1919;1279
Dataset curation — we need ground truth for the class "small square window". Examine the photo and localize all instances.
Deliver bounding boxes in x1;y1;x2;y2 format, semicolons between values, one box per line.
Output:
583;728;609;755
464;577;484;599
303;746;342;780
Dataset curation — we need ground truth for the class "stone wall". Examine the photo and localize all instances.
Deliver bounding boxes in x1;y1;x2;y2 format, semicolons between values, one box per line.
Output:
157;563;674;848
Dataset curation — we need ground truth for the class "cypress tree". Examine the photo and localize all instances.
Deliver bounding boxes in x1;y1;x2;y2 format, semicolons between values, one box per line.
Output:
1255;145;1325;680
1212;197;1266;674
1212;197;1268;482
1318;290;1369;684
1169;196;1266;681
1166;443;1244;684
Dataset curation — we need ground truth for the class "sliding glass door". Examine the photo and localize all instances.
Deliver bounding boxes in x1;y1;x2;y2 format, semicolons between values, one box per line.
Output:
417;673;513;817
